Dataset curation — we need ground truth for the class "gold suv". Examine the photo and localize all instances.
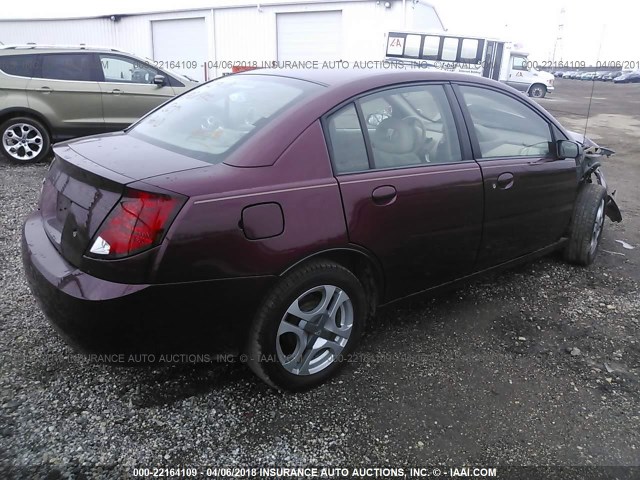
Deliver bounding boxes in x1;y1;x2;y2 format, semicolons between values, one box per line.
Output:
0;45;198;163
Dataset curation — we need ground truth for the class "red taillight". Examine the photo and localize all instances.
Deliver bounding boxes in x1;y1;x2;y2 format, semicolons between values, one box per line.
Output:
88;188;184;258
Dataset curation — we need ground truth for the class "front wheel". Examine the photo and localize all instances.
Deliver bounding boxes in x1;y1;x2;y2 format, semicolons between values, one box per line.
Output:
245;260;368;391
0;116;51;164
528;84;547;98
565;183;607;266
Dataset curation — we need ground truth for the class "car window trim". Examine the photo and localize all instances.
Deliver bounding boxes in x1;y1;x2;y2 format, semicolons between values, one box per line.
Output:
443;83;474;160
451;82;556;161
334;158;479;177
353;101;376;169
335;162;480;182
321;81;470;177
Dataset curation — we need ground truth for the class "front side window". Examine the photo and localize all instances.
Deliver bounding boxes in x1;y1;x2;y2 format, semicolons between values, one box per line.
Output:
100;55;159;84
130;75;318;163
0;54;37;77
512;56;528;71
459;85;552;158
37;54;96;81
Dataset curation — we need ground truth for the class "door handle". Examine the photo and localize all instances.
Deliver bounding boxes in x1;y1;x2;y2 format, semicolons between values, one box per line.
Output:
38;86;52;94
494;172;515;190
371;185;397;205
110;89;123;94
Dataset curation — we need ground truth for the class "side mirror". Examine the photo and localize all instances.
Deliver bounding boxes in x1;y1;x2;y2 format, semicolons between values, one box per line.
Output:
153;75;166;86
557;140;580;159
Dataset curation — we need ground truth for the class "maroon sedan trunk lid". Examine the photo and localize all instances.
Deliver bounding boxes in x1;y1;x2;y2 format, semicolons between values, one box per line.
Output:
41;133;208;267
65;132;211;180
40;150;124;268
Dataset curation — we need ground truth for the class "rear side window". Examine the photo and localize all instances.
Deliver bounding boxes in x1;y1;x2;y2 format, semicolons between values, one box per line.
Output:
326;103;370;174
0;54;37;77
360;85;462;169
459;85;552;158
327;85;462;173
36;53;97;81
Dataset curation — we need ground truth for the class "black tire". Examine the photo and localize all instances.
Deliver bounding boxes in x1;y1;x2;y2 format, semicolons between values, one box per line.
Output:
0;116;51;164
565;183;607;266
245;260;368;391
529;84;547;98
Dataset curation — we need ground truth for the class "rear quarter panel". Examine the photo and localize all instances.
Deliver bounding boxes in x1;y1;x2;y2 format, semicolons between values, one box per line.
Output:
150;121;349;283
0;72;30;112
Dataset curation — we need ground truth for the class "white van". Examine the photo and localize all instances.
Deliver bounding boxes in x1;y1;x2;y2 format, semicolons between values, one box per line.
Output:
385;32;555;98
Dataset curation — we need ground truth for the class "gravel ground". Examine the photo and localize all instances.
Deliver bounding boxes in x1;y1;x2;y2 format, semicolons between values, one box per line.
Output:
0;80;639;479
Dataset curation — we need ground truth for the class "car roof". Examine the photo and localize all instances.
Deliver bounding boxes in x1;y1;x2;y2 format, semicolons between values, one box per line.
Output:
240;67;501;91
225;67;564;168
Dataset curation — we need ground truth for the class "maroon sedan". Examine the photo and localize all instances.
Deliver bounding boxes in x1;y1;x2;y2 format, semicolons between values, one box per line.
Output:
22;69;621;390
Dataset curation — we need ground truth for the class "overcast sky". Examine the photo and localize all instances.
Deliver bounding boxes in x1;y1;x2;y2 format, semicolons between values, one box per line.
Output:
2;0;638;64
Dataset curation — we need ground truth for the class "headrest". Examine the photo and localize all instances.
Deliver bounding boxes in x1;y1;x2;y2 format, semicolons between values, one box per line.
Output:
371;118;416;154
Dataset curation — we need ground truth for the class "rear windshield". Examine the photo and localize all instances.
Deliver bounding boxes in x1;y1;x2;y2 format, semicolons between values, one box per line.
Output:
130;74;320;163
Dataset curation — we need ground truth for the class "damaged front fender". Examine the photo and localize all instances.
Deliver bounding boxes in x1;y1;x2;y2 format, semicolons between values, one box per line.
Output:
606;192;623;222
567;130;622;223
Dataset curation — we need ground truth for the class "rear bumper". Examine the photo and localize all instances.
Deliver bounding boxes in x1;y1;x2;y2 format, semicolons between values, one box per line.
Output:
22;212;276;356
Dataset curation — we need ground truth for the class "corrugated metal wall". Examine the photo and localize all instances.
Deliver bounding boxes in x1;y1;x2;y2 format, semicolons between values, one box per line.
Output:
213;1;407;66
0;1;443;78
0;18;117;46
114;10;214;60
0;10;214;59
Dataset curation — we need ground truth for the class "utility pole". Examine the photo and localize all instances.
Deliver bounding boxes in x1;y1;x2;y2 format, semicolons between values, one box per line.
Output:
552;7;565;64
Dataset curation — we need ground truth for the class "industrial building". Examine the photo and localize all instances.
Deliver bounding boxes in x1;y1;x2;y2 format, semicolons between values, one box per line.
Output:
0;0;444;80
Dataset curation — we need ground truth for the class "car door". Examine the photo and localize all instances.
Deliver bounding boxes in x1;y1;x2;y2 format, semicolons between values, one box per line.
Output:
26;52;103;139
454;84;578;269
97;54;176;131
325;84;484;301
506;55;531;92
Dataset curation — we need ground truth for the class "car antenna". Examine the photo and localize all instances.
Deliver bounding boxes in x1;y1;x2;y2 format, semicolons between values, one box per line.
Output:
583;25;606;141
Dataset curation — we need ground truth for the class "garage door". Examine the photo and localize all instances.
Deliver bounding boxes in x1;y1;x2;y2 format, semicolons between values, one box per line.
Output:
152;18;207;82
276;11;343;61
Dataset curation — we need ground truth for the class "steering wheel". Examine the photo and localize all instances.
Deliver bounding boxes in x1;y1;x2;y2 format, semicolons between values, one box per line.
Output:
402;115;429;160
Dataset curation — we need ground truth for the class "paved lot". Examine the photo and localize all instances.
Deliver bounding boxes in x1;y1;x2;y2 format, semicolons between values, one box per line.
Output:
0;78;639;478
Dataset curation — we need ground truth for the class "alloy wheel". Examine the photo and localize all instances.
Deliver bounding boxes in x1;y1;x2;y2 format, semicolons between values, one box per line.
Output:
590;199;605;255
276;284;353;376
2;123;43;162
